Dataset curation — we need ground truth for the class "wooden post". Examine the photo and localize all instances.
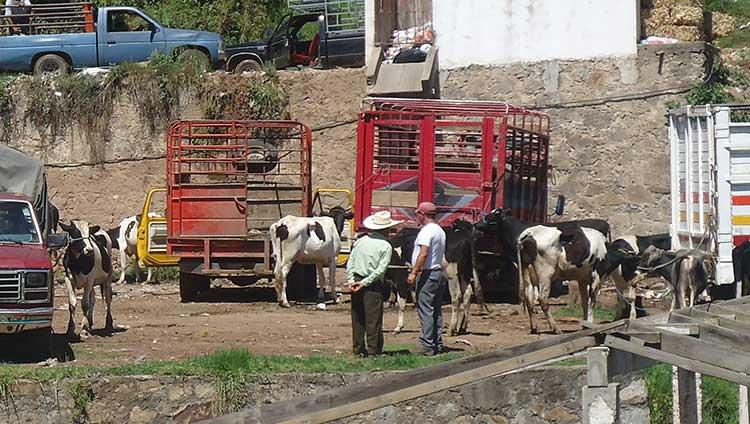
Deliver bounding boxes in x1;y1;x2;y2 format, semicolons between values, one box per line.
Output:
673;367;701;424
740;385;749;424
583;347;620;424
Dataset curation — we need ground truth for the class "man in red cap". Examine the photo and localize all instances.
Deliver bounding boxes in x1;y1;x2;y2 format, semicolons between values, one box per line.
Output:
407;201;447;356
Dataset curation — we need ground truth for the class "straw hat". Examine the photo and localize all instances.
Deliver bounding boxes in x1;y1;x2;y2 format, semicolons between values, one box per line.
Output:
363;211;403;230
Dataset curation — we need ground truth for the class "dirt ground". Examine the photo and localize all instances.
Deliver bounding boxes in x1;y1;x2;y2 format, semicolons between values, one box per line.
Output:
41;277;654;368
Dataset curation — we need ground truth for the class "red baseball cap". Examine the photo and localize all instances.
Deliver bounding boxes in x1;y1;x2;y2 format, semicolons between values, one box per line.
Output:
417;202;437;214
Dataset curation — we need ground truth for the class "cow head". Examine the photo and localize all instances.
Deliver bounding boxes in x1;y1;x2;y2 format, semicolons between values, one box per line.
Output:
640;245;667;269
474;208;512;234
451;218;474;234
59;220;99;258
321;206;354;235
602;243;642;280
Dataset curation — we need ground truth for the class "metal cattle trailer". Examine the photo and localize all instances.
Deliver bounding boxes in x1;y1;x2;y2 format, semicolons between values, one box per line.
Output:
668;105;750;294
354;98;550;298
355;98;550;228
167;120;314;302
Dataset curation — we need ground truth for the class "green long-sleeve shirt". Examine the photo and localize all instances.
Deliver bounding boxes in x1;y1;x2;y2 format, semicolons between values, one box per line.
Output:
346;232;393;287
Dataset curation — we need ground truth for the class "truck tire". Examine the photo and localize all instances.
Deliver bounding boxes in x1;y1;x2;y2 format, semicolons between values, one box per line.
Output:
33;54;69;77
177;48;210;70
234;59;262;74
179;272;210;303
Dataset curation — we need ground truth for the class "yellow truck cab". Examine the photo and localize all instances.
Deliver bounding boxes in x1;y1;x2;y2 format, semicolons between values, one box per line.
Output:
312;188;354;266
137;188;177;268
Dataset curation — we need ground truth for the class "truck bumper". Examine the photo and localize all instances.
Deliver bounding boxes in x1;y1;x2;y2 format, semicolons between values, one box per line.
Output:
0;307;53;334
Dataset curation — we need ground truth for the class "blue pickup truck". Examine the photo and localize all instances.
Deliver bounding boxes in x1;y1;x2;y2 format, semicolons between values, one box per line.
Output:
0;5;225;76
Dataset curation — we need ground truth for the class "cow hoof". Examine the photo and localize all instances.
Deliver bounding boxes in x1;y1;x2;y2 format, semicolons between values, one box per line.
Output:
279;302;291;308
392;329;402;335
316;303;327;310
530;327;539;335
79;331;90;341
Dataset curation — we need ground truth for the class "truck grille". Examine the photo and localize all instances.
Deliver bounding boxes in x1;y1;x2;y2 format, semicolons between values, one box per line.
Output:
0;271;20;302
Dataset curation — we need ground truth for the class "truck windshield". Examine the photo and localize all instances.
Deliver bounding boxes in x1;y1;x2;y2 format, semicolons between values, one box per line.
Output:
0;202;40;244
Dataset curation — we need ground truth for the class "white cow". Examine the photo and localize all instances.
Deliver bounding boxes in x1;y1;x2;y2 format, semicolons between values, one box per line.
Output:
517;225;607;334
59;220;114;339
269;216;341;309
107;215;153;284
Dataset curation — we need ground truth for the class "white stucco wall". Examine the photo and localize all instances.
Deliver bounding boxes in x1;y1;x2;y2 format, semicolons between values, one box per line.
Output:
433;0;639;69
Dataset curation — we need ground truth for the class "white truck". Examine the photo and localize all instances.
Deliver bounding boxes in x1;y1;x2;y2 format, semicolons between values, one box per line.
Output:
668;105;750;295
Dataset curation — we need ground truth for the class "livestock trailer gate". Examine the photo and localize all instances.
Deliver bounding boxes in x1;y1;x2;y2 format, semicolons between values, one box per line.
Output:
354;98;551;228
668;105;750;294
354;98;550;298
167;120;313;302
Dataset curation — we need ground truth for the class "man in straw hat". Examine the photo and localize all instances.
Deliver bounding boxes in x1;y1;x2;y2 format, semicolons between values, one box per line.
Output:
347;210;402;357
407;202;447;356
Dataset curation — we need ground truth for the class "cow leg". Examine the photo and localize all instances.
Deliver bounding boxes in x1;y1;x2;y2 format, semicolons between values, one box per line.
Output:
459;282;473;334
146;267;154;284
88;285;96;330
628;285;637;320
274;263;292;308
64;275;78;338
537;276;559;334
446;263;461;336
393;292;407;334
103;281;114;331
80;283;93;337
578;278;591;324
133;255;143;284
316;264;327;309
116;248;128;284
472;267;490;314
523;272;538;334
587;273;602;324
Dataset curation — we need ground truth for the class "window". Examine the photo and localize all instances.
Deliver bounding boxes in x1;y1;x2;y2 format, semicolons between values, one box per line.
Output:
107;10;150;33
0;202;39;244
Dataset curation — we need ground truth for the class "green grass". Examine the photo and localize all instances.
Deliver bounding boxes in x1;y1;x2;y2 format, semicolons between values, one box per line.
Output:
0;347;461;383
552;306;616;322
645;364;739;424
707;0;750;48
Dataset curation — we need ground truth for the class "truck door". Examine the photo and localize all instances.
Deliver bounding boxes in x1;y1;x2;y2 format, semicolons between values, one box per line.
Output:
266;14;292;69
99;9;166;66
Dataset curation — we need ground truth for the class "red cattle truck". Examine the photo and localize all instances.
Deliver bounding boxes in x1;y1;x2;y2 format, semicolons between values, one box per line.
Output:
166;120;317;302
0;145;67;356
354;98;551;297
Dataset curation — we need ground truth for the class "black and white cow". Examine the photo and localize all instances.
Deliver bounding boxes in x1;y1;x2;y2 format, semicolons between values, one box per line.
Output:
107;215;153;284
516;225;607;333
601;234;671;319
734;240;750;296
476;209;608;333
269;215;342;309
386;219;486;336
639;246;714;310
59;220;114;339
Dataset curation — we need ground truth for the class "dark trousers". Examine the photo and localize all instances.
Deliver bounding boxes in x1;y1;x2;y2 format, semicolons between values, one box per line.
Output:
416;268;447;353
351;283;384;356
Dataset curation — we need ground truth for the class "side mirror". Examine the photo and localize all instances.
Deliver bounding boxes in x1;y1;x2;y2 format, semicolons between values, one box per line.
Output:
554;195;566;216
47;233;68;250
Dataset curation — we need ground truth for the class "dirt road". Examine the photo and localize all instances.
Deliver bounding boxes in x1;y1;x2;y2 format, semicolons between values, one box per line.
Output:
43;280;637;367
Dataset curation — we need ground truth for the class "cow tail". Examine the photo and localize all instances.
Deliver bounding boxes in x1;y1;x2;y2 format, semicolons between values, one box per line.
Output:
270;223;281;278
517;248;526;312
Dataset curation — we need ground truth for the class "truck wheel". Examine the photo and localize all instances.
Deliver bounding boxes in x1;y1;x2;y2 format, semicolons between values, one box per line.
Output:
179;272;210;303
177;48;210;71
33;54;69;77
234;59;262;74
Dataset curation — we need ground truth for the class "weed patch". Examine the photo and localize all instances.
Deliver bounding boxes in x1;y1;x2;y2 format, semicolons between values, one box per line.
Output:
552;305;615;322
67;380;94;424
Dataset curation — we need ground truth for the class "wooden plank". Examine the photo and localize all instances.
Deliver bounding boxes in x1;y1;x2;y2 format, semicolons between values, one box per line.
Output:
654;323;700;335
604;335;750;386
709;304;750;323
675;309;750;335
267;337;598;424
741;385;750;424
719;296;750;307
623;331;662;345
668;313;750;353
205;323;625;424
659;331;750;374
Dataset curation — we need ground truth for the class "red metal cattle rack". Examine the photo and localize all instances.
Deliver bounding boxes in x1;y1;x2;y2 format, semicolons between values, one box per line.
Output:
166;120;312;279
355;98;550;229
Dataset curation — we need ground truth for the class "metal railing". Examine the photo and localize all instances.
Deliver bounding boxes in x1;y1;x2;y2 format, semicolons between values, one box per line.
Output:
1;2;94;35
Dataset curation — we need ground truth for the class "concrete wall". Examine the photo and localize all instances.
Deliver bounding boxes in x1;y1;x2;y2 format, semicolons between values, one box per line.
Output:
0;368;650;423
442;42;710;235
